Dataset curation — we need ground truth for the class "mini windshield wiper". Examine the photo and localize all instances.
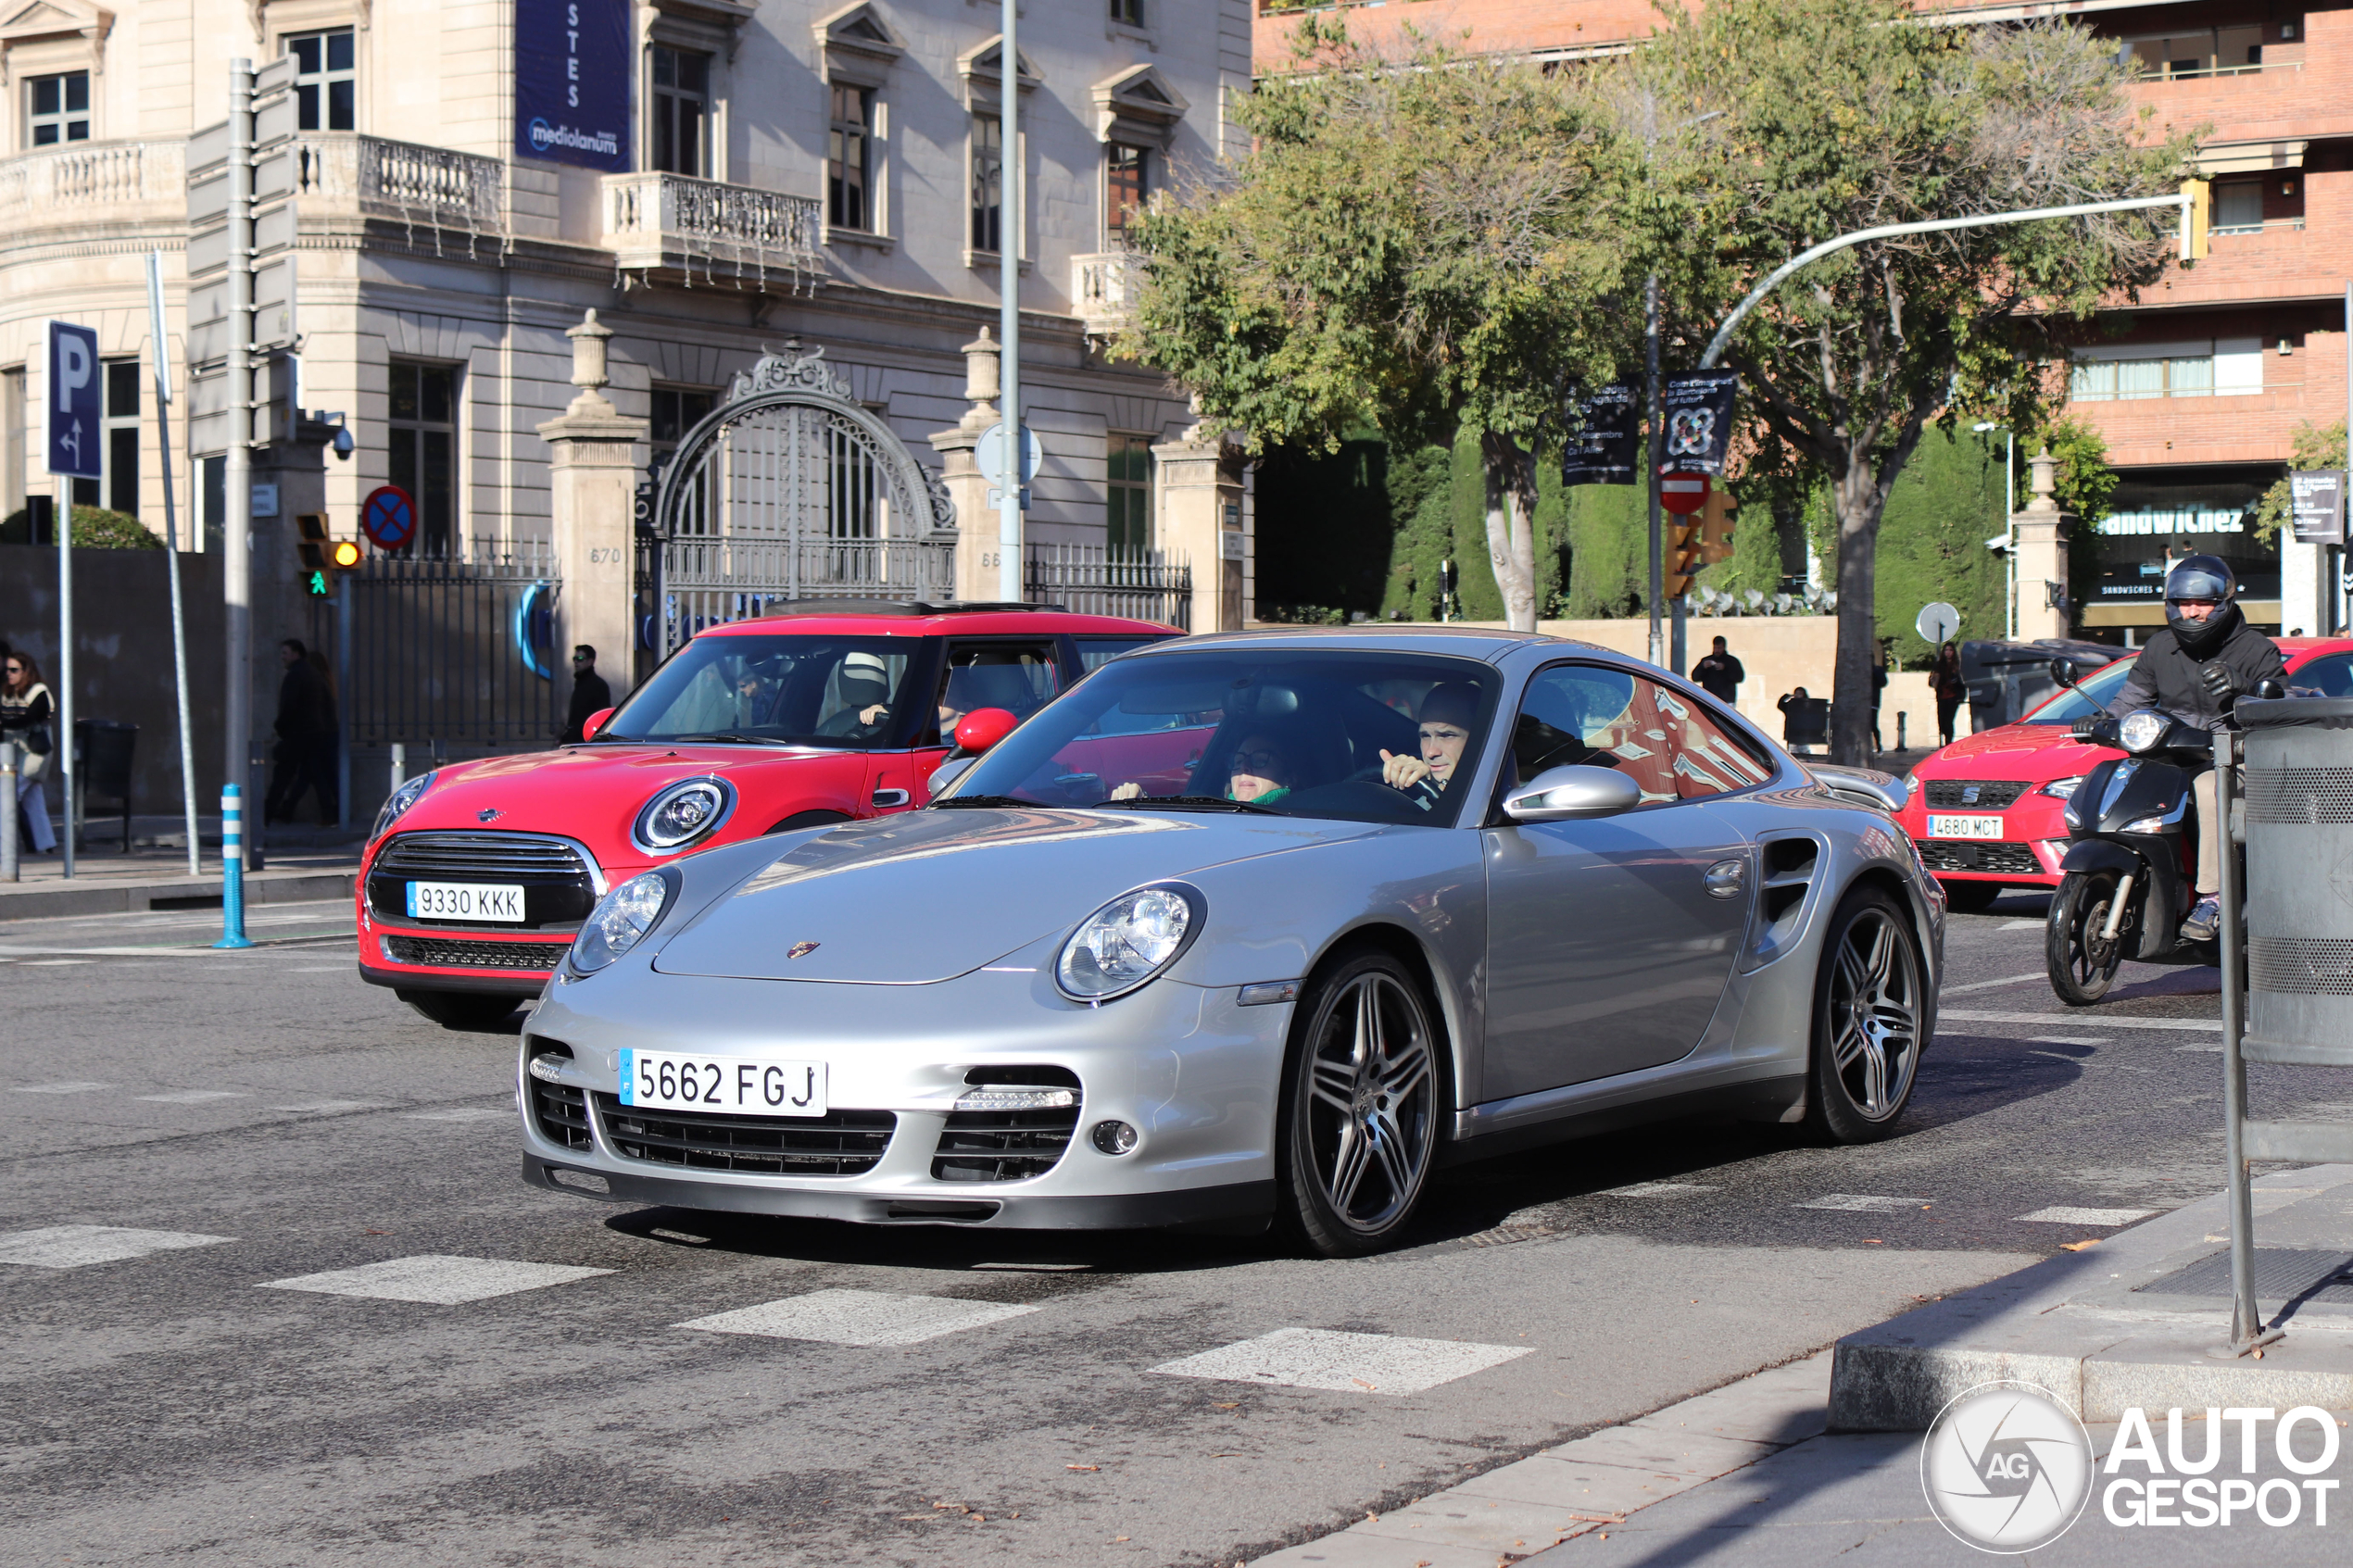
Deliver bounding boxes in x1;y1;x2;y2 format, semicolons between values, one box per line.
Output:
664;732;790;746
929;794;1036;809
1094;794;1277;814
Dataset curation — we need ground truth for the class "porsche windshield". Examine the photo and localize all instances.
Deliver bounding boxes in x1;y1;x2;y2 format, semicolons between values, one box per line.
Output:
941;651;1504;827
600;635;921;748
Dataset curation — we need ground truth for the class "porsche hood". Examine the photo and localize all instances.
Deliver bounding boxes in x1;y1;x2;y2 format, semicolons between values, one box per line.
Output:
652;806;1373;985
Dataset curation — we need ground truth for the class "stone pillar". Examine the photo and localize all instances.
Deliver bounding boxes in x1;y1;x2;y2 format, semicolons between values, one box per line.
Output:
929;327;1004;604
2011;447;2073;643
1153;411;1249;632
537;309;648;702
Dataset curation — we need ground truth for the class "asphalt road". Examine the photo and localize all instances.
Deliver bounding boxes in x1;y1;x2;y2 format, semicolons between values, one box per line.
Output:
3;891;2335;1567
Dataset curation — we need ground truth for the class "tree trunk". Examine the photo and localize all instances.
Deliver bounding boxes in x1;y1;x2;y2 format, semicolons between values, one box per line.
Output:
1478;430;1541;633
1829;455;1884;767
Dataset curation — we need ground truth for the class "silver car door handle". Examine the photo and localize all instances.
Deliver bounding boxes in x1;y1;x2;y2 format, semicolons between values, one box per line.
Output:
872;788;911;809
1704;859;1747;899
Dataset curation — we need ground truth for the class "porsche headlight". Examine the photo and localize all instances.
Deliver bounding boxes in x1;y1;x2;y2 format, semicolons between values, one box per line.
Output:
2039;774;2087;801
2119;711;2168;754
1055;885;1201;1002
371;771;436;841
569;871;675;974
633;777;735;854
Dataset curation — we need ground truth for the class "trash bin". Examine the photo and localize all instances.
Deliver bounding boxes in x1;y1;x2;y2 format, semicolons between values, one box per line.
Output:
73;718;137;853
2241;696;2353;1062
1958;638;2125;733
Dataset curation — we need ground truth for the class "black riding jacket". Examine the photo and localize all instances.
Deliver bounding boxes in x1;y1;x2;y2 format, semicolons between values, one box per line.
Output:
2105;617;2284;733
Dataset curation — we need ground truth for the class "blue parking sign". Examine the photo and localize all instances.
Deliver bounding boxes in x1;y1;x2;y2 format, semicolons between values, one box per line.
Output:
47;321;101;480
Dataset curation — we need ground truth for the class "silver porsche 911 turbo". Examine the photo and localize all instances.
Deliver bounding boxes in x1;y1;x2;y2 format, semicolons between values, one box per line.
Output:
518;627;1942;1255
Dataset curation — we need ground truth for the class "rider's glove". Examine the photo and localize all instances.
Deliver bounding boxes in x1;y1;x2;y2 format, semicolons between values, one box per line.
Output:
2200;662;2238;709
2070;716;2101;735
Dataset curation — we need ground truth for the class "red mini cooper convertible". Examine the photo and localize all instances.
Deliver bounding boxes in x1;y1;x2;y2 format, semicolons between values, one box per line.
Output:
357;603;1178;1025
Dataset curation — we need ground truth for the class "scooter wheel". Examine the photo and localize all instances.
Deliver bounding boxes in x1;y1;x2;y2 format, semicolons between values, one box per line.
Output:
2046;871;2124;1007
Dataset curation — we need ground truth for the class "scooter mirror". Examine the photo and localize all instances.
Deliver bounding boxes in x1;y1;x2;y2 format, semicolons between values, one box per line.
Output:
2048;658;2081;689
2252;677;2287;702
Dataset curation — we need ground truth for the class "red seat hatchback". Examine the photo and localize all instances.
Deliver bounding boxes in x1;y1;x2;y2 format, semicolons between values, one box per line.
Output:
356;603;1179;1024
1896;636;2353;909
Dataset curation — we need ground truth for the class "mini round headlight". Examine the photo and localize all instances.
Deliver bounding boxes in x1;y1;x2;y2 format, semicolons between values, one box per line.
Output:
1055;885;1200;1002
2119;711;2167;754
570;871;673;974
371;770;436;841
633;777;735;853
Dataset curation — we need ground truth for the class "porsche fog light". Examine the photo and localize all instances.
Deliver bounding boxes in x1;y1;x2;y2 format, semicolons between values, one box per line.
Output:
1089;1120;1139;1156
2119;711;2167;754
633;777;735;853
371;770;436;841
1055;885;1200;1002
955;1086;1079;1111
569;871;673;974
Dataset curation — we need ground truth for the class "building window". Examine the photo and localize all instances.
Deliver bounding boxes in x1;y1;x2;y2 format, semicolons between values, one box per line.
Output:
2213;180;2264;234
970;114;1002;253
651;46;711;177
828;84;875;231
2071;340;2262;402
1108;433;1152;561
388;361;457;555
1106;143;1150;245
103;360;141;515
287;30;356;132
28;71;91;145
1110;0;1145;24
650;386;715;536
2129;26;2263;78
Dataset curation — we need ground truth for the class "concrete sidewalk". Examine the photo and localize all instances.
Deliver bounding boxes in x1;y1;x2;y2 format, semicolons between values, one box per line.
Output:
1831;1167;2353;1429
0;845;359;920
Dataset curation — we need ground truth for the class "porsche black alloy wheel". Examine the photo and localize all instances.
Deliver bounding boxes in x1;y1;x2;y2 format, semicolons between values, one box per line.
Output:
1806;888;1926;1144
1280;950;1441;1257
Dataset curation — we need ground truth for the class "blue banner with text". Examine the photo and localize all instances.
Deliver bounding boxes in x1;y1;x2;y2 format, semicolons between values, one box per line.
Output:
515;0;631;172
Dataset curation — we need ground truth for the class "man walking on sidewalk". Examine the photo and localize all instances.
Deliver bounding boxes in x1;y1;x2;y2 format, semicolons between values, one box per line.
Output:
1692;636;1744;706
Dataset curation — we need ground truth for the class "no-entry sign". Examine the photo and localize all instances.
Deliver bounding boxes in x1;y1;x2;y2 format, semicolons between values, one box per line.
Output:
1660;471;1711;516
361;484;417;550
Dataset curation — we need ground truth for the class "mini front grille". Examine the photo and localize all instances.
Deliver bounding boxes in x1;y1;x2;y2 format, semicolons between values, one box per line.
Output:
932;1108;1082;1182
593;1095;895;1175
531;1081;592;1150
1918;840;2041;875
384;935;572;971
375;832;592;880
1923;779;2029;810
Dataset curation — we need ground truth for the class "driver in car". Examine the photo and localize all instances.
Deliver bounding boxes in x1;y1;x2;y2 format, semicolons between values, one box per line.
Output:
1378;682;1480;813
2099;554;2284;942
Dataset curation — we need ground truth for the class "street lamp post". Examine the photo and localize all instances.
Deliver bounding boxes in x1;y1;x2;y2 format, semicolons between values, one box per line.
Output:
1973;421;2017;640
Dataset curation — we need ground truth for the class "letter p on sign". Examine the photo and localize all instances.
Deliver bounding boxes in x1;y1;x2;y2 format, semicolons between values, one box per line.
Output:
46;320;102;480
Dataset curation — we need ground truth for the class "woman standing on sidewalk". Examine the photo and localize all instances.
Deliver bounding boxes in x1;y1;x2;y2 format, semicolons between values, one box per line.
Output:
0;652;59;854
1931;642;1967;747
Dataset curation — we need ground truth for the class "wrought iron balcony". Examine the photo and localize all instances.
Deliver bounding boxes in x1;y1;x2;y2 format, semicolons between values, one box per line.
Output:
290;134;508;253
0;139;186;241
1071;251;1143;338
601;172;825;290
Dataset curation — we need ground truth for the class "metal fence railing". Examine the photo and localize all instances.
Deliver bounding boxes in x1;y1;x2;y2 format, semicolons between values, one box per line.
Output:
338;541;562;748
1025;542;1191;630
659;534;957;650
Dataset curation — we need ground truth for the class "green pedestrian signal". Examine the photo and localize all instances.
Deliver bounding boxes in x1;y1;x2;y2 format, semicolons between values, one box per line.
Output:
307;569;331;596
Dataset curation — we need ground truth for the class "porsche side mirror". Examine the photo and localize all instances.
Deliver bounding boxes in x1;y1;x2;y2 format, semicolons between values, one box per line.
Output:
581;706;615;740
1503;765;1641;823
954;708;1020;754
2048;659;2080;690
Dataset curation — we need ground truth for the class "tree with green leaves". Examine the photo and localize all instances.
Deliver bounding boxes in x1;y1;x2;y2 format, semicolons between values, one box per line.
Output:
1608;0;2188;761
1120;20;1628;632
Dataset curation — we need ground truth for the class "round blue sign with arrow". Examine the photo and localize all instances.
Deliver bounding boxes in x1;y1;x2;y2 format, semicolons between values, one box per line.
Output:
361;484;417;550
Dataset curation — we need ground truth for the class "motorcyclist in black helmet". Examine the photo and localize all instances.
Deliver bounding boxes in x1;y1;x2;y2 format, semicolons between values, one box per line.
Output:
2097;554;2283;943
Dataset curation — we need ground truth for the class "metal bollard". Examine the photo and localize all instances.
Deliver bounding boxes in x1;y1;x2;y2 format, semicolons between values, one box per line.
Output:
390;742;406;795
214;784;254;949
1;740;18;884
1896;711;1907;751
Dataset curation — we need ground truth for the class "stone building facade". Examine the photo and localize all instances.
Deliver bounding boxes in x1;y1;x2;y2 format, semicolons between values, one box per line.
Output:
2;0;1253;685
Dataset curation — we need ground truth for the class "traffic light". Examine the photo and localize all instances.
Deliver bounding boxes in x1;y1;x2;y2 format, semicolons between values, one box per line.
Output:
1663;519;1703;599
1698;488;1737;566
2181;179;2209;262
296;514;360;596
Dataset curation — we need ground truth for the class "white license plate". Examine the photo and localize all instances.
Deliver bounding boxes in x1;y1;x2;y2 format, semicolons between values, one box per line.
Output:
618;1049;828;1118
1927;814;2006;841
406;881;526;922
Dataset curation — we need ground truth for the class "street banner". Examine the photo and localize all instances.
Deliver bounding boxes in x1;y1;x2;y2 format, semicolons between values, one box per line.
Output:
1559;383;1638;486
2290;470;2346;545
515;0;630;171
1660;370;1740;475
46;320;101;480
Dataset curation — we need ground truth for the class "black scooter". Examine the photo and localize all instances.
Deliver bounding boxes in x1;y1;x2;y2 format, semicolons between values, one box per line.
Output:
2042;659;2284;1005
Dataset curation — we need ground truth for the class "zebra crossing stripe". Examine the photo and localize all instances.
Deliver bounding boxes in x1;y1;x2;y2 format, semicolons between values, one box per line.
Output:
260;1255;613;1304
0;1226;234;1269
1151;1327;1533;1396
677;1287;1038;1347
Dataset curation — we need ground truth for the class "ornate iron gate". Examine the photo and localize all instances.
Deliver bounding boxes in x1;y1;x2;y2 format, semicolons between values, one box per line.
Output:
647;342;957;655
